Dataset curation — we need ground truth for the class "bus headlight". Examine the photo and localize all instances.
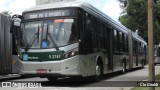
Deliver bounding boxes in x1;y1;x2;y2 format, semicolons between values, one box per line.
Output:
64;48;79;59
18;52;22;60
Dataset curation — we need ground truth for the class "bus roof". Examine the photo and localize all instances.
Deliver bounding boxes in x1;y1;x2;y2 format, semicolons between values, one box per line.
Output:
23;1;128;33
23;1;147;45
132;32;147;45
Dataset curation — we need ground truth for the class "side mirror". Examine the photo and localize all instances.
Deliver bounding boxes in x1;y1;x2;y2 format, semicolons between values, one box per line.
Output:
10;14;21;34
12;15;21;27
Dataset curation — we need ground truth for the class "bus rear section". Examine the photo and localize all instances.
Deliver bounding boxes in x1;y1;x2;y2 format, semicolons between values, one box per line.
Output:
155;45;160;65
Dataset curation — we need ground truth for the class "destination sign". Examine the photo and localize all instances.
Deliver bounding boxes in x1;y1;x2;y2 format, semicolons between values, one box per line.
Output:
23;9;75;19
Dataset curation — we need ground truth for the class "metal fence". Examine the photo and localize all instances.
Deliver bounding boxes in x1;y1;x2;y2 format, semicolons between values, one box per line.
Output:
0;14;12;75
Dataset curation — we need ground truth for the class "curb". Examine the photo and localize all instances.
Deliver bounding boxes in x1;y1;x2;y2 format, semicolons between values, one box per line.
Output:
0;74;21;81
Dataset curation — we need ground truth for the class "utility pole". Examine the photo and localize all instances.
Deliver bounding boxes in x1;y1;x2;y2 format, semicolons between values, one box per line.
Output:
148;0;155;90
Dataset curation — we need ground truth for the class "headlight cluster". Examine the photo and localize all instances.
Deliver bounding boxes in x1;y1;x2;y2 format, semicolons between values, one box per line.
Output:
64;48;79;59
18;52;22;60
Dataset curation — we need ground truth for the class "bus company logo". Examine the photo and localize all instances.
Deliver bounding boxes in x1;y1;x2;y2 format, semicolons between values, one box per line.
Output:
2;82;11;87
23;54;28;61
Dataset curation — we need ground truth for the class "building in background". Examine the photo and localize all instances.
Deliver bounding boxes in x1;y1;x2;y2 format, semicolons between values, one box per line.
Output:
36;0;76;5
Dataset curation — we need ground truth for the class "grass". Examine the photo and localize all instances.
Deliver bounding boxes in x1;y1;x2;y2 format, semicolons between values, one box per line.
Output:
130;74;160;90
155;74;160;80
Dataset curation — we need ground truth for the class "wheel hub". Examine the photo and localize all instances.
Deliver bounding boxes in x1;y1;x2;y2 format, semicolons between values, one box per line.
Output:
96;65;100;76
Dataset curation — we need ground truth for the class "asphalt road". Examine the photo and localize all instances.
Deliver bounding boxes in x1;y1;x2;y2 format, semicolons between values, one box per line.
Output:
1;65;160;90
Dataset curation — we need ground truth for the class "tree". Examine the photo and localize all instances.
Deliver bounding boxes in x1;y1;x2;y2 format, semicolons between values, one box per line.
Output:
1;11;12;16
119;0;160;44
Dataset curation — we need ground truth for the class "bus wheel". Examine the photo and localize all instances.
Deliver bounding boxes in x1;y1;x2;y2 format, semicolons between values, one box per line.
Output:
47;77;57;81
141;59;144;68
122;62;126;73
93;62;102;81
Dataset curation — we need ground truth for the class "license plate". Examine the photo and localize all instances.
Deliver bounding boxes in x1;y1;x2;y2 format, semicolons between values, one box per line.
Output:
36;69;47;74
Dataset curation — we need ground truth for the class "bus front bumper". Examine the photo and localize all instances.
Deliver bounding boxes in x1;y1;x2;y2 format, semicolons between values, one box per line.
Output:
16;56;81;77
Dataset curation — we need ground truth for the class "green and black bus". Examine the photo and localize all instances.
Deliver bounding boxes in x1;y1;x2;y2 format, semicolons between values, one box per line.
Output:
14;1;147;81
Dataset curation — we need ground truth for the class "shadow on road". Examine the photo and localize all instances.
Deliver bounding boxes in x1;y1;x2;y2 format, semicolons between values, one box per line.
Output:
2;67;145;87
40;67;143;87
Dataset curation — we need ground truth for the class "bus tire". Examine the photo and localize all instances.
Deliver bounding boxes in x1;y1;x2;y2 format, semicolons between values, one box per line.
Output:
93;61;103;81
70;76;83;81
21;75;30;78
141;59;144;68
122;59;126;73
47;77;57;81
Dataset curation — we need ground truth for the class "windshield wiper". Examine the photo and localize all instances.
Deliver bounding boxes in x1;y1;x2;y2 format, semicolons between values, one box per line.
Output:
25;26;40;51
46;24;59;50
37;26;40;43
46;24;49;41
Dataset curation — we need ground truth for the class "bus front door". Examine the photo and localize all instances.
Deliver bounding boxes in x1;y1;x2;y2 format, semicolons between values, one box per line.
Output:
105;27;113;71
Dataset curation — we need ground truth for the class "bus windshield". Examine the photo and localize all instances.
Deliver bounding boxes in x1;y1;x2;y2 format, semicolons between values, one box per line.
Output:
21;19;77;49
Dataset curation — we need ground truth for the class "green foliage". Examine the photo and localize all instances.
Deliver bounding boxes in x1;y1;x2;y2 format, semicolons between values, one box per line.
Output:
119;0;160;44
1;11;12;16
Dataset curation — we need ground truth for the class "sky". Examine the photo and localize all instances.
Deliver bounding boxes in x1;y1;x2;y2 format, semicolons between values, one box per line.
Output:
83;0;122;21
0;0;122;21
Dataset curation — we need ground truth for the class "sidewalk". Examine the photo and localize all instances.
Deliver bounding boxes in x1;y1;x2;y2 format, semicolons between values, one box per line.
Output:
0;74;20;81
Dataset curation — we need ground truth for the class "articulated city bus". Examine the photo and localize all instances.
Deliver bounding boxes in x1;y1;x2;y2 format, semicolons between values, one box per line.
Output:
155;45;160;65
14;1;147;81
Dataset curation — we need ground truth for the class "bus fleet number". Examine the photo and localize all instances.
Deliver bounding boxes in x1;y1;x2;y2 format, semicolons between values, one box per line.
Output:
49;55;61;59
